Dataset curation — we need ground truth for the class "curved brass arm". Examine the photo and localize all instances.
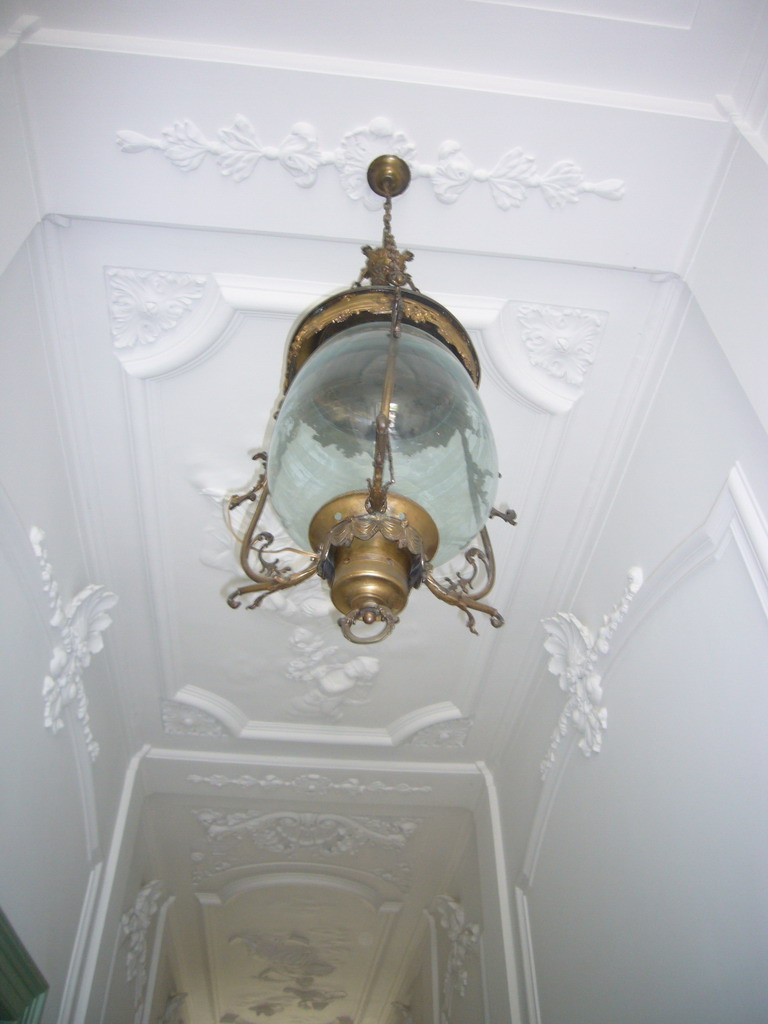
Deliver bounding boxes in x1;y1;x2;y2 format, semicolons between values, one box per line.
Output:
227;562;320;610
226;454;319;609
424;527;504;634
424;572;504;635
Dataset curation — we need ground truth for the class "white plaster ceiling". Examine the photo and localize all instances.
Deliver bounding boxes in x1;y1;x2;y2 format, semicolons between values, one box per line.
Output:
4;1;768;1022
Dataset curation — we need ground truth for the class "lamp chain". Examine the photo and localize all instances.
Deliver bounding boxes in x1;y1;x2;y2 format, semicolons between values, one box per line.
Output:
367;193;404;513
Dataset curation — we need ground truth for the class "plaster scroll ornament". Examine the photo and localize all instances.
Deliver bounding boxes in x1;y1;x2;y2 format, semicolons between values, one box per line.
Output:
373;862;413;893
409;717;473;748
29;527;117;761
517;304;603;386
185;771;432;796
432;895;480;1024
121;880;164;1024
158;992;187;1024
105;267;207;349
161;699;230;737
116;116;625;210
540;567;644;778
192;808;419;856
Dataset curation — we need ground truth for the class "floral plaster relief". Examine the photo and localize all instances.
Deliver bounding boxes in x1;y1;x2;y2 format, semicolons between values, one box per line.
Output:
193;808;419;857
106;268;207;349
541;567;643;777
186;771;432;796
29;527;117;760
517;304;604;386
117;116;625;211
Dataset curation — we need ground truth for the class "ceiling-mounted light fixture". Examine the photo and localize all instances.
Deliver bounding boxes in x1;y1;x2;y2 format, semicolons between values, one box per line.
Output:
227;155;516;643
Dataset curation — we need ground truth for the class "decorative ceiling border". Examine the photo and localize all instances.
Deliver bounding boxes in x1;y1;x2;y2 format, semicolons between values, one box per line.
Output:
185;771;433;796
116;116;625;211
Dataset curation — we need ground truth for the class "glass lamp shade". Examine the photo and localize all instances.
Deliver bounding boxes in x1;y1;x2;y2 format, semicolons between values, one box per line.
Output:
268;322;498;566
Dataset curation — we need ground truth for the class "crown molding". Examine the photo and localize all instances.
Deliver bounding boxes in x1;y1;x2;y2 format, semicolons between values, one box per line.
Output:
24;28;722;120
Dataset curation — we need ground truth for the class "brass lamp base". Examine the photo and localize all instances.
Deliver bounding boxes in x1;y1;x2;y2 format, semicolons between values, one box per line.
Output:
309;492;439;641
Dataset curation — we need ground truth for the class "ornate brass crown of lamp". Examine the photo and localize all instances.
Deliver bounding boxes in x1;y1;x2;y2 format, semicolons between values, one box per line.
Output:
227;155;516;643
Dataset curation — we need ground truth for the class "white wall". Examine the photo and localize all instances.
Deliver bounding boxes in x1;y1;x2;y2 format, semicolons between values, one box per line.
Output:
0;229;130;1022
494;295;768;1023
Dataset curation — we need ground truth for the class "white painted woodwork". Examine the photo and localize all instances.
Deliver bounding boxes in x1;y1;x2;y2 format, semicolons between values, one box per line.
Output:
1;2;767;1023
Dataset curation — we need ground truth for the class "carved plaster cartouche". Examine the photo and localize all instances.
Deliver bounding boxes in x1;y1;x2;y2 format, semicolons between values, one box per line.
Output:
193;808;419;856
29;527;117;761
540;567;643;778
117;116;625;211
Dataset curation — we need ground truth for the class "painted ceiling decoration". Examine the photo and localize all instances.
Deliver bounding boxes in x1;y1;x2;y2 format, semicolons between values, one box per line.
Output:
3;3;768;1024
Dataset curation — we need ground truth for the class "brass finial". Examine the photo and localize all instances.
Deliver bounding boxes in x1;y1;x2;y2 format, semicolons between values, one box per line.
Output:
367;155;411;198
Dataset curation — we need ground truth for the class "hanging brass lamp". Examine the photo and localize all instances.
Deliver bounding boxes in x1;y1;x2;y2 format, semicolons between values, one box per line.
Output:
227;155;516;643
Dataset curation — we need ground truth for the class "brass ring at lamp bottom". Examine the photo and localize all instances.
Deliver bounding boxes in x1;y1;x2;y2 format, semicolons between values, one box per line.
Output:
309;492;439;618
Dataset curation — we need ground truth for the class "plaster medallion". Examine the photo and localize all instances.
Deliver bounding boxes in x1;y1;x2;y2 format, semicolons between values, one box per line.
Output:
105;268;207;349
517;304;603;385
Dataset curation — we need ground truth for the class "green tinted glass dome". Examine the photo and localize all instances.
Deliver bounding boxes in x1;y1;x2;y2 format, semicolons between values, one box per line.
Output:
268;322;498;566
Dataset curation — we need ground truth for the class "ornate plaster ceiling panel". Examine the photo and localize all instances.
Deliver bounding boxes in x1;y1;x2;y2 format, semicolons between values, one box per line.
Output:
142;793;478;1023
31;210;676;762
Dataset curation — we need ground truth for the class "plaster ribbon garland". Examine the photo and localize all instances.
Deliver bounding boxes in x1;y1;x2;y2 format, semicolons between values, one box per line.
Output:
29;526;117;761
121;880;165;1024
116;116;625;211
432;895;480;1024
540;567;643;778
